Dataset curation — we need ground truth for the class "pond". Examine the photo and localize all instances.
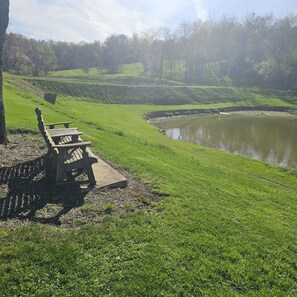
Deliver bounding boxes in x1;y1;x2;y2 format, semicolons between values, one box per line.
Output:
153;111;297;169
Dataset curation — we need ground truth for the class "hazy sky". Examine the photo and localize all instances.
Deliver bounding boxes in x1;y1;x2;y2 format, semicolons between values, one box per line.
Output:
8;0;297;42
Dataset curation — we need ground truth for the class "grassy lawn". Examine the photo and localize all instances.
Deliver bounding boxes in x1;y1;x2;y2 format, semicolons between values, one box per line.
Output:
48;63;143;80
1;81;297;296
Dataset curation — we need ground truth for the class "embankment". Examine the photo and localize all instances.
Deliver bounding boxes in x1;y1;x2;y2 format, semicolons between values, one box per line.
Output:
145;105;297;120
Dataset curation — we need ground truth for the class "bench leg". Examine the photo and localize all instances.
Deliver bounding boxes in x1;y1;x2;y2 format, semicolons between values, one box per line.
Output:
56;155;66;184
82;151;96;185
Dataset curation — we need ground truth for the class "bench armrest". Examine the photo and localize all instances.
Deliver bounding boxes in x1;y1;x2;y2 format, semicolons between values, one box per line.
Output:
46;121;72;129
53;141;91;150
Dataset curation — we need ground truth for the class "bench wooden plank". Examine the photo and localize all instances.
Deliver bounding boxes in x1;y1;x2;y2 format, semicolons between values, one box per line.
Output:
46;121;72;129
48;128;81;137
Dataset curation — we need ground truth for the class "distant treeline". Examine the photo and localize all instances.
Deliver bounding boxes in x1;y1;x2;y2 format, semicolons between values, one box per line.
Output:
3;13;297;89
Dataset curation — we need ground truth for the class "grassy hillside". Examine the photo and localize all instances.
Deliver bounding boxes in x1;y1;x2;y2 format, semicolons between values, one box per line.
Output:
47;64;179;86
47;62;234;87
48;63;144;79
1;81;297;296
25;77;277;106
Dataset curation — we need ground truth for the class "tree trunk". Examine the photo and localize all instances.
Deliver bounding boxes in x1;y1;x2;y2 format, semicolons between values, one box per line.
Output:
0;0;9;144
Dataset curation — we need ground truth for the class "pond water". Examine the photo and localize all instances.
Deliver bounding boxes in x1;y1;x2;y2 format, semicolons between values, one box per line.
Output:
153;111;297;168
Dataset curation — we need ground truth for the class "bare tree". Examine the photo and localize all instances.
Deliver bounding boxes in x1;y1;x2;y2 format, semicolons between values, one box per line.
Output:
0;0;9;144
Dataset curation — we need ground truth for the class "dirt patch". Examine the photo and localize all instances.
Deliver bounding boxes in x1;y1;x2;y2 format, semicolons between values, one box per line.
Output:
0;133;162;228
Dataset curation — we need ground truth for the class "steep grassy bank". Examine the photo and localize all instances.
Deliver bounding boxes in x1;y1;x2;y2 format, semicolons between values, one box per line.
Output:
28;77;256;105
145;105;297;119
28;76;297;106
1;81;297;296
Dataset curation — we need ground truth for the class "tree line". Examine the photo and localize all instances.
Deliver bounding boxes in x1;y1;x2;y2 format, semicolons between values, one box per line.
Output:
3;13;297;89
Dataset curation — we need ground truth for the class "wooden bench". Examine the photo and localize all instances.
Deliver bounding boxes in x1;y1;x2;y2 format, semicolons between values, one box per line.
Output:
35;108;97;185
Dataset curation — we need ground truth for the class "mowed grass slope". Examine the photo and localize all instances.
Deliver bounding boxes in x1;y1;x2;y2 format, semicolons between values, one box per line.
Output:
28;73;297;106
48;63;144;79
28;77;249;105
1;81;297;296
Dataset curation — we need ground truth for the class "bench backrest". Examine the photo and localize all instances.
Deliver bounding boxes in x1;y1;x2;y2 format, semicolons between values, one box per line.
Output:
35;108;56;152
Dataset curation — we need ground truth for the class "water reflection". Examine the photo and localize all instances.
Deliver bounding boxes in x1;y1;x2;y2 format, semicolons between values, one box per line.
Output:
156;112;297;168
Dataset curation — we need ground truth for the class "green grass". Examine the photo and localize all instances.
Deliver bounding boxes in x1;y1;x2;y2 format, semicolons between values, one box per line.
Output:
48;63;143;79
24;77;293;106
1;81;297;296
47;61;233;87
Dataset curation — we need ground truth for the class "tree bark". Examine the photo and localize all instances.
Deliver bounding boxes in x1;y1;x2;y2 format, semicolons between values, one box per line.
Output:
0;0;9;144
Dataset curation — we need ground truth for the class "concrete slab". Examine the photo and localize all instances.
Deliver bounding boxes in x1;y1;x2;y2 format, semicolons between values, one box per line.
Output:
92;157;127;189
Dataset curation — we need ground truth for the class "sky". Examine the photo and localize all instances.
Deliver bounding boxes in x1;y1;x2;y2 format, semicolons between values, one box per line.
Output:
8;0;297;42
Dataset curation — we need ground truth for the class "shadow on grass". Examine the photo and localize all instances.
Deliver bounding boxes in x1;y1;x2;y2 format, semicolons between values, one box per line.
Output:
0;155;87;226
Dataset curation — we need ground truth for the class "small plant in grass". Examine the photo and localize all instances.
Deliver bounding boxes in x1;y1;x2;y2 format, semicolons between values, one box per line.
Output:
81;203;92;212
105;203;114;213
114;130;125;136
133;193;152;206
124;203;134;211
